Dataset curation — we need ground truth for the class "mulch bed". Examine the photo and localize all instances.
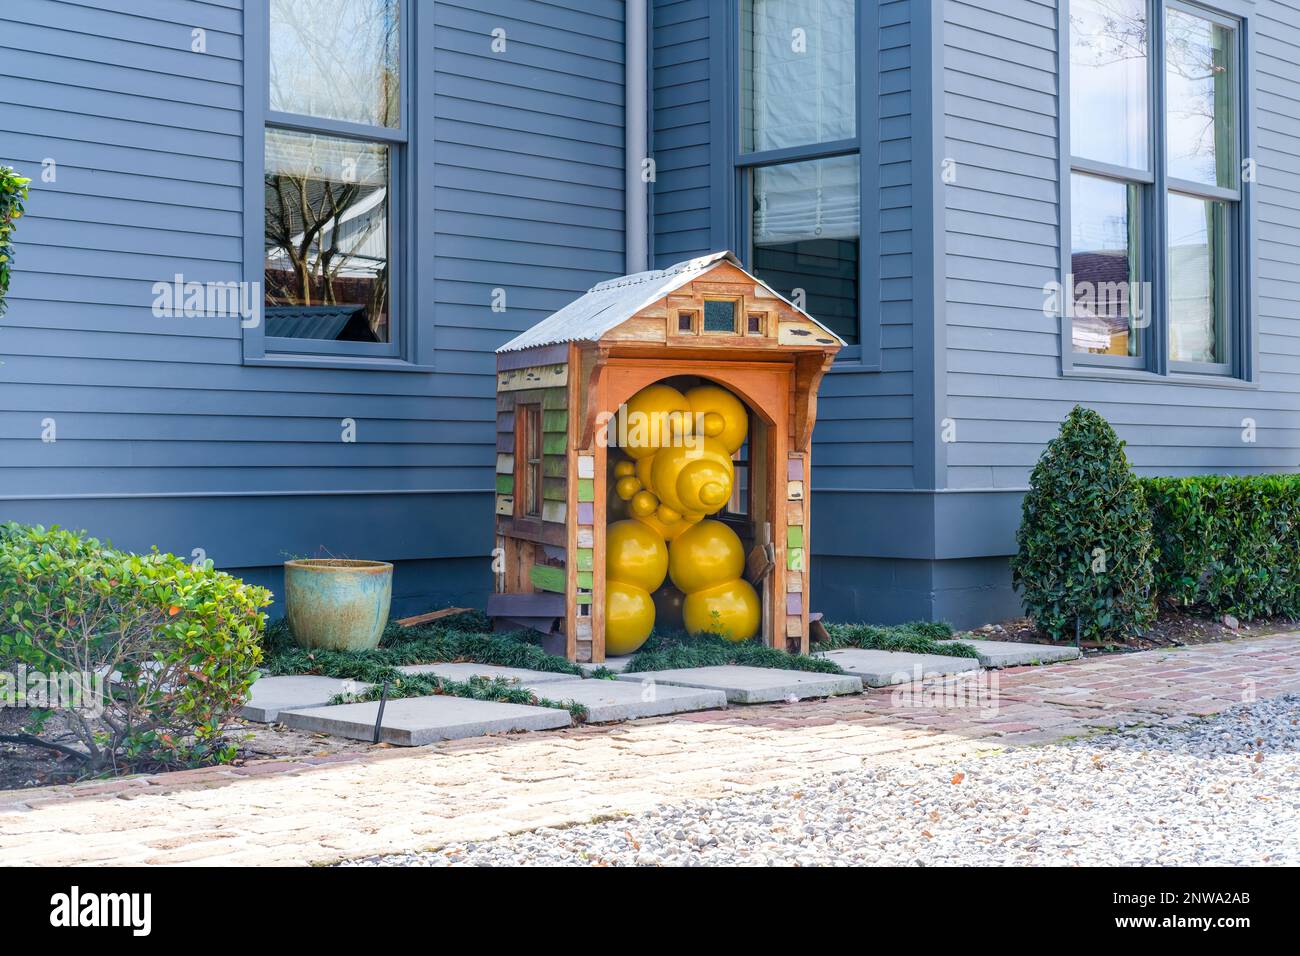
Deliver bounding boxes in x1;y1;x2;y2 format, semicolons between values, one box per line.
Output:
0;709;376;793
963;606;1299;654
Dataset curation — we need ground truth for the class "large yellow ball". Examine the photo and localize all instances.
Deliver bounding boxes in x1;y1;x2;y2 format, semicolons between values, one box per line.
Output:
683;579;760;641
668;519;745;594
686;384;749;455
605;580;655;655
618;384;691;460
606;519;668;593
651;437;734;517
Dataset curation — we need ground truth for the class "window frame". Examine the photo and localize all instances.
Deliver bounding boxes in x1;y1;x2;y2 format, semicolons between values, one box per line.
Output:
1060;0;1257;385
515;403;544;522
242;0;436;372
713;0;881;370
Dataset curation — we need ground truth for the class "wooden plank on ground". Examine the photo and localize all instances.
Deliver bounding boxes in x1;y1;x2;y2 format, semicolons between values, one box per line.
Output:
396;606;475;628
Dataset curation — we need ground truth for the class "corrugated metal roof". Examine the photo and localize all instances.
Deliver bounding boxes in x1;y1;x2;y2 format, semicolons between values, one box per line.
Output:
496;251;845;353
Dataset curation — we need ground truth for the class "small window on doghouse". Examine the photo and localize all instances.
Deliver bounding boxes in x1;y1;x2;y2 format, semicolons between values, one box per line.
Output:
703;299;738;333
747;313;764;335
517;404;543;518
677;311;695;333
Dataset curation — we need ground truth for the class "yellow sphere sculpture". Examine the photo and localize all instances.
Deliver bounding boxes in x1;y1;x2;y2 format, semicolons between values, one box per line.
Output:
606;519;668;594
617;384;691;459
650;436;735;518
605;580;656;656
605;382;759;648
668;519;746;594
669;519;759;642
686;384;749;455
684;579;761;641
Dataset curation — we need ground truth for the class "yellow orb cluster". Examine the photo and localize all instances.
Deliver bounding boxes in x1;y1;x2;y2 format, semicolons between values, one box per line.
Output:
604;382;761;652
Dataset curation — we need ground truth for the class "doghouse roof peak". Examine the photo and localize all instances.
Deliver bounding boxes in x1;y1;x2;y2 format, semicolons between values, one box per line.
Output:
496;251;845;353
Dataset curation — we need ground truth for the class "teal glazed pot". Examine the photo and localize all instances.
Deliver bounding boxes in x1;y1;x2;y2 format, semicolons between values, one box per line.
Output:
284;559;393;652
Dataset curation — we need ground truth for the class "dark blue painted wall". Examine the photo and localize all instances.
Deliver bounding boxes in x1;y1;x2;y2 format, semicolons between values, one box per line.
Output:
0;0;625;617
6;0;1299;629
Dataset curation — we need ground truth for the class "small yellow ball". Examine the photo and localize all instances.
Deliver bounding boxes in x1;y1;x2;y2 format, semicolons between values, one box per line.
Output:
615;475;641;501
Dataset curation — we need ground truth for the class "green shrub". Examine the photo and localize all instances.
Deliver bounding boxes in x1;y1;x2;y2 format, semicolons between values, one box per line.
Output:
0;165;31;318
0;523;272;772
1143;475;1300;619
1011;407;1156;641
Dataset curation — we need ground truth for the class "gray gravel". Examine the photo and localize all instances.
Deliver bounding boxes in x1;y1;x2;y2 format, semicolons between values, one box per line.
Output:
342;694;1300;867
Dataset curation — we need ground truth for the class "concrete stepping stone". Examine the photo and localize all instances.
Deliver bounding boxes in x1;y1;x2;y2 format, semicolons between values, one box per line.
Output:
242;675;373;723
615;665;861;704
278;695;571;746
524;678;726;722
940;639;1081;668
397;662;577;684
578;655;634;675
818;649;980;687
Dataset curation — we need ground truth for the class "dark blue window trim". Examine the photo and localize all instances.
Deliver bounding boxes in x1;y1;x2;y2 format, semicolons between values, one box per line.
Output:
241;0;436;372
710;0;882;371
1057;0;1258;385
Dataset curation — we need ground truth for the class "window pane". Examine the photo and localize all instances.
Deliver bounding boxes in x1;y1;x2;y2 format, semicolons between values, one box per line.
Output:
1069;0;1149;170
264;129;391;344
1168;192;1230;364
1166;8;1235;188
269;0;400;128
751;155;860;345
1070;173;1145;356
704;300;737;333
741;0;855;152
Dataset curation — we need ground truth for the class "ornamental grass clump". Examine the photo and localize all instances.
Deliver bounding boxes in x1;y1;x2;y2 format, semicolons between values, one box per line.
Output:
1010;406;1156;642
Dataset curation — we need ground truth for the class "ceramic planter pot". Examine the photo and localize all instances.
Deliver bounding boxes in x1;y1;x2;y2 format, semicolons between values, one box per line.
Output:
284;559;393;652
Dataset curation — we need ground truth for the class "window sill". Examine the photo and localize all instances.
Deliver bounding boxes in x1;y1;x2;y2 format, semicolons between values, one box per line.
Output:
827;345;880;373
244;353;435;373
1063;365;1258;389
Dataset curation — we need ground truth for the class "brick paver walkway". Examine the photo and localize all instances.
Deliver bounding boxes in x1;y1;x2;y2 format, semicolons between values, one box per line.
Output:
2;633;1297;866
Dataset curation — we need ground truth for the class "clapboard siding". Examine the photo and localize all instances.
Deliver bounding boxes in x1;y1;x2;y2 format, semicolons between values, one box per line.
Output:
943;0;1300;499
813;0;918;493
0;0;625;613
651;0;712;263
651;0;918;494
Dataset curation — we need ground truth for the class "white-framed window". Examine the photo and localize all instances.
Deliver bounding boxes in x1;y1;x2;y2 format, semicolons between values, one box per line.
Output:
1066;0;1249;378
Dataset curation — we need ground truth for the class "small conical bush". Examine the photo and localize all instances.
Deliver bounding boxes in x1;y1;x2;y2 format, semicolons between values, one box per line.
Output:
1010;406;1156;641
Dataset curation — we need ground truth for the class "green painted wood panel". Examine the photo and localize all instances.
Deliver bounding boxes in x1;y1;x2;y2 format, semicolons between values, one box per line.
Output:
530;564;566;593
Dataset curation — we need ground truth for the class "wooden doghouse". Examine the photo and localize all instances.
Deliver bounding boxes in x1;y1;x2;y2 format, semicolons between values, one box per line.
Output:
492;251;842;662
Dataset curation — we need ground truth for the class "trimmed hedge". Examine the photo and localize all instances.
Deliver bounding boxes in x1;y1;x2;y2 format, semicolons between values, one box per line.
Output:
1011;406;1157;641
1143;475;1300;620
